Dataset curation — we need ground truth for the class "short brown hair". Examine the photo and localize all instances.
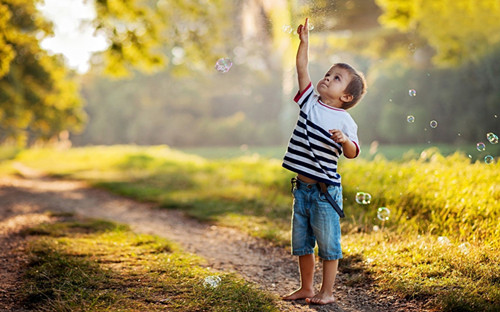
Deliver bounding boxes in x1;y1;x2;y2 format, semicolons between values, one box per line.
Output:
334;63;367;109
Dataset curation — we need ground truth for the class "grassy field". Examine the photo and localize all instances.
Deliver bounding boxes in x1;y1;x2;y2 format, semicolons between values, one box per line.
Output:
1;144;499;311
21;212;278;311
180;142;500;162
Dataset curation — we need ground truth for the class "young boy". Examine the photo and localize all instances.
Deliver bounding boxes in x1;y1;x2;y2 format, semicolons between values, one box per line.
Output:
282;18;366;305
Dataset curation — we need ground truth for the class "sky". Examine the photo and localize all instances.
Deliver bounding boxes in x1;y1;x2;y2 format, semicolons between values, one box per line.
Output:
38;0;108;73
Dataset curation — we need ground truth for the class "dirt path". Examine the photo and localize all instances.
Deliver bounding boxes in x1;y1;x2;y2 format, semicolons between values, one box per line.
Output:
0;174;426;311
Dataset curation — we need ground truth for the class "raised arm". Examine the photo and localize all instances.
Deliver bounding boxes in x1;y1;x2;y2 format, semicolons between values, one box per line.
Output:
296;18;311;94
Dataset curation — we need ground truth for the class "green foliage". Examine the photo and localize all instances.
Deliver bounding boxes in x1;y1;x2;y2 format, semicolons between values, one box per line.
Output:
0;0;85;145
350;47;500;145
23;214;279;311
0;0;239;145
376;0;500;67
92;0;233;77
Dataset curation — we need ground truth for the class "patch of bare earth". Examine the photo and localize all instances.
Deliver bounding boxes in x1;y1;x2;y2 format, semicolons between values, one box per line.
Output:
0;174;429;311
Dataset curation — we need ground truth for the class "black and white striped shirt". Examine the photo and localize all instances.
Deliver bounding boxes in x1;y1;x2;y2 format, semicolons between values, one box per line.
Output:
282;83;360;186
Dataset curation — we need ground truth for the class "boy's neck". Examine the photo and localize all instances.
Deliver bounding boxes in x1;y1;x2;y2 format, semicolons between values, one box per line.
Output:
319;97;344;109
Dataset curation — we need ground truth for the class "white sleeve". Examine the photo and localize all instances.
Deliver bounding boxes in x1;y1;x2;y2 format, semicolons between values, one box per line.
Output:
343;116;360;157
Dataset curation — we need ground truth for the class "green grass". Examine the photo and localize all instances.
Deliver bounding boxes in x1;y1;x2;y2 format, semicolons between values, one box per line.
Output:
22;212;279;311
2;144;499;311
180;143;500;162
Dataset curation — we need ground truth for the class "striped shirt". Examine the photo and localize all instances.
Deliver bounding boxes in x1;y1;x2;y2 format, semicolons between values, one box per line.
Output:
282;82;360;186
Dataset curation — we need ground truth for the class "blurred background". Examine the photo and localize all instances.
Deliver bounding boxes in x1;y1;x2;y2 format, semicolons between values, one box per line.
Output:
1;0;499;157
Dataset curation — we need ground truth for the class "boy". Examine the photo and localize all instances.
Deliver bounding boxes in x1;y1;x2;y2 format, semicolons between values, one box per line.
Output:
282;18;366;305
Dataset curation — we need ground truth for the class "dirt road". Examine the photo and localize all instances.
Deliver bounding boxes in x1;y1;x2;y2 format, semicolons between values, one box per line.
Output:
0;174;426;311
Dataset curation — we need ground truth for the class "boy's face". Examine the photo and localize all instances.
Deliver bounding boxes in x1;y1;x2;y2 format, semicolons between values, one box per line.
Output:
316;66;353;107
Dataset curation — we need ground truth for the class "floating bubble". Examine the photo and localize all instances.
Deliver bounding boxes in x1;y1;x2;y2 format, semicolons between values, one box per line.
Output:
282;25;293;34
484;155;494;164
215;58;232;73
458;242;471;254
429;120;438;128
407;115;415;123
487;132;498;144
203;276;221;288
408;89;417;97
308;23;314;31
377;207;390;221
437;236;450;245
476;142;486;152
355;192;372;205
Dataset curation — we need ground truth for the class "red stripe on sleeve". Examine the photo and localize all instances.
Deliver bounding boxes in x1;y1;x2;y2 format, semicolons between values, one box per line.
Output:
294;82;312;103
353;141;360;158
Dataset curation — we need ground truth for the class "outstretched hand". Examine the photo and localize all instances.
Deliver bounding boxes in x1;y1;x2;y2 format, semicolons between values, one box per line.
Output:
297;18;309;42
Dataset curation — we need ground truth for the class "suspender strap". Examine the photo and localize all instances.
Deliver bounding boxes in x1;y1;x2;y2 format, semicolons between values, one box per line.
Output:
318;182;345;218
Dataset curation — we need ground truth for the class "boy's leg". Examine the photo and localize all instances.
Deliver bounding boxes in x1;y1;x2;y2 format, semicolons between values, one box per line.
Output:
307;185;342;304
282;254;315;300
306;259;338;304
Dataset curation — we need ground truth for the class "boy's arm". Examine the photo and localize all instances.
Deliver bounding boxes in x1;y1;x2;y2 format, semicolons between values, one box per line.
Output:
329;129;359;159
296;18;311;94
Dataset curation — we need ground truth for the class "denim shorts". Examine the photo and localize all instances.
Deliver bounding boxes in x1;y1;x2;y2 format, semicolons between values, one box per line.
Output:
291;179;343;260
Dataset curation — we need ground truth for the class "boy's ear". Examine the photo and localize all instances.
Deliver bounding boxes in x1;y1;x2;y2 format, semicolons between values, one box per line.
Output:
341;94;354;103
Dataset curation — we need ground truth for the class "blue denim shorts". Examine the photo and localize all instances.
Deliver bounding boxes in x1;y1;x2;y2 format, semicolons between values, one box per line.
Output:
291;179;343;260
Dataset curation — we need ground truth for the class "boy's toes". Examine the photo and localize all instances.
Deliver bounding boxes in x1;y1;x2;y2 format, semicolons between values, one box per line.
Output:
305;295;335;305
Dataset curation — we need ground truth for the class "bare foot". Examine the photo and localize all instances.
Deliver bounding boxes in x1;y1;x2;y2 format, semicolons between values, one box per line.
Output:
282;288;315;300
305;292;335;305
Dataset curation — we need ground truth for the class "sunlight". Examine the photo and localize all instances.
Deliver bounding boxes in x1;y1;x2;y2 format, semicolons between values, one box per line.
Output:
37;0;108;73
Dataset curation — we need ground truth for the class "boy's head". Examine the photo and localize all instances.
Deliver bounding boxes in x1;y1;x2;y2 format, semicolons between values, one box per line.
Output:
326;63;367;110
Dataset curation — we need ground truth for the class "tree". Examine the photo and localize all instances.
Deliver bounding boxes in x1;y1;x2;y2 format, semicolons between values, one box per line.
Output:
91;0;233;77
376;0;500;67
0;0;84;145
0;0;234;145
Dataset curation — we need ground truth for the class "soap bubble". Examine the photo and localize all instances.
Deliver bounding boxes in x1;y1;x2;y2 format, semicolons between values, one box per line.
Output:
437;236;451;245
484;155;494;164
377;207;390;221
215;58;232;73
487;132;498;144
203;276;221;288
458;242;471;254
429;120;438;128
282;25;293;34
407;115;415;123
355;192;371;204
308;23;314;31
476;142;486;152
408;89;417;97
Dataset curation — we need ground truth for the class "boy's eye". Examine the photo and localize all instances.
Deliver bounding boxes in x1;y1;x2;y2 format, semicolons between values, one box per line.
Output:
334;75;340;80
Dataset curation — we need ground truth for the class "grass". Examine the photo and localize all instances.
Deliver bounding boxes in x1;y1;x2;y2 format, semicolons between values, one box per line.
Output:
180;142;500;162
2;144;499;311
21;212;279;311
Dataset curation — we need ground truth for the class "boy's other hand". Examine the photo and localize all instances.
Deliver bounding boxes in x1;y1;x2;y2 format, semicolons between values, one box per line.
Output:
329;129;348;144
297;18;309;42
